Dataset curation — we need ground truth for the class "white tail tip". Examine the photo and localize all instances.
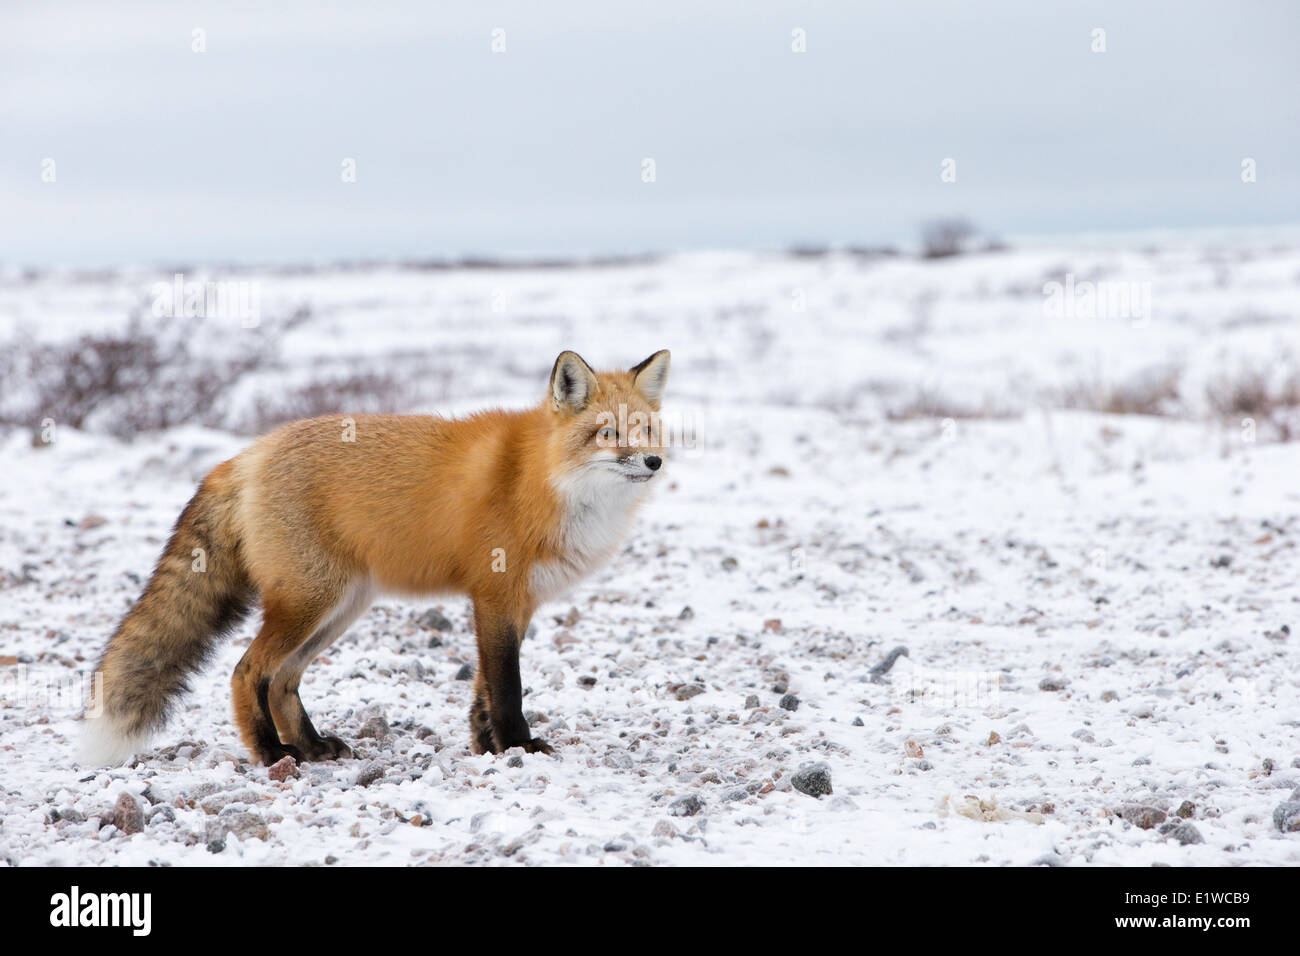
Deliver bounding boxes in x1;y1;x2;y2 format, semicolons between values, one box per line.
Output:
77;712;151;767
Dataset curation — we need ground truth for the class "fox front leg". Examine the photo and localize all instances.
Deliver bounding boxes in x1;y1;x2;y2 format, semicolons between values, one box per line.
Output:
469;610;552;755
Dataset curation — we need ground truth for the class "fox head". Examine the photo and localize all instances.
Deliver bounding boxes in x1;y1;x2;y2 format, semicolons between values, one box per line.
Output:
546;349;671;489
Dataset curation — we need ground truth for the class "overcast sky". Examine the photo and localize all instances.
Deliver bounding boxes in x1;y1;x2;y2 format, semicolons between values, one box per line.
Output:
3;0;1297;266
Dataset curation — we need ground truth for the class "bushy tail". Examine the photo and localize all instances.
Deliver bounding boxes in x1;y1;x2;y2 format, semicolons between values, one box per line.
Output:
80;461;254;765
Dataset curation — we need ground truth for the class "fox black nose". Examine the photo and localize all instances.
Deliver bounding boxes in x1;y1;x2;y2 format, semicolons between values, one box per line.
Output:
645;455;662;471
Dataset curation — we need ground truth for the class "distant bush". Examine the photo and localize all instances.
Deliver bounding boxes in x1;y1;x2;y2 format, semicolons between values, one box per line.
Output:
237;369;427;434
1204;361;1300;441
1061;366;1184;417
919;218;976;259
0;296;446;440
1205;364;1300;419
0;317;267;439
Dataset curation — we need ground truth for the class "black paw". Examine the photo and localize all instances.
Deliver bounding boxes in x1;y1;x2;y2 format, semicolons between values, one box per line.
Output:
256;742;305;766
301;733;354;761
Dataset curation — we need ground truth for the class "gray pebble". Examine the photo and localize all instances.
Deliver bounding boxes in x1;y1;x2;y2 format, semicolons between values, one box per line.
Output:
111;793;145;835
1159;821;1205;845
356;762;385;788
358;716;390;740
199;789;260;815
744;694;761;709
652;820;677;839
415;608;453;632
1273;801;1300;833
603;752;634;770
669;794;704;817
208;811;270;842
1119;805;1166;829
455;663;474;681
1038;677;1069;692
674;683;704;701
778;694;799;712
791;762;833;798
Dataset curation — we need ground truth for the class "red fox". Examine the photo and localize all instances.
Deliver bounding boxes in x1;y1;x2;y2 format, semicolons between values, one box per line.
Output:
81;349;670;766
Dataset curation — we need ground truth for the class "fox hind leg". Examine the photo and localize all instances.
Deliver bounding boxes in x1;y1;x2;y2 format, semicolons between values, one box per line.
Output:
232;578;361;765
232;600;319;766
267;581;372;761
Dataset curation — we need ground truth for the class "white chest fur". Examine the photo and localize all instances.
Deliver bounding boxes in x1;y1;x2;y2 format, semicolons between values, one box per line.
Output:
530;467;649;604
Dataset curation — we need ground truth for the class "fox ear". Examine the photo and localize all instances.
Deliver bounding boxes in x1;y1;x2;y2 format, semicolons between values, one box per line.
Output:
631;350;670;407
549;350;599;412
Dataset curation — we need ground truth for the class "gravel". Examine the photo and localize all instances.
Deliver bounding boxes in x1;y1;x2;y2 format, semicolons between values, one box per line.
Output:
791;763;833;798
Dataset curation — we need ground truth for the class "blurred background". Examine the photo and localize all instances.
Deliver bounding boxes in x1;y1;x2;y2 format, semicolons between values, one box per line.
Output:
2;0;1297;266
3;0;1299;440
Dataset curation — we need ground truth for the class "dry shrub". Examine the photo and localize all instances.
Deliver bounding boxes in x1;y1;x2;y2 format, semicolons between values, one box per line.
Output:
1205;365;1300;419
1060;366;1183;416
238;370;420;434
885;387;1018;421
1;317;267;438
920;218;976;259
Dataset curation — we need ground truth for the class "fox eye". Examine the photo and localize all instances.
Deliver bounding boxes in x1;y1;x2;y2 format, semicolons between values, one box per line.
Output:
597;426;616;443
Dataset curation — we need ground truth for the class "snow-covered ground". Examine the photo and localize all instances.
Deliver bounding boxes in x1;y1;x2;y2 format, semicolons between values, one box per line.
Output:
3;231;1300;866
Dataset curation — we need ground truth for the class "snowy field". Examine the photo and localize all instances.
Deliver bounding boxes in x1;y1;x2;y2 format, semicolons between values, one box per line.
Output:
2;230;1300;866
